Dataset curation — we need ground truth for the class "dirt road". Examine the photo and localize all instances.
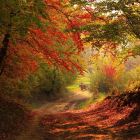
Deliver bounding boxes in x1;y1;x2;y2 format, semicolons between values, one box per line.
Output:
11;90;93;140
10;90;140;140
33;90;93;115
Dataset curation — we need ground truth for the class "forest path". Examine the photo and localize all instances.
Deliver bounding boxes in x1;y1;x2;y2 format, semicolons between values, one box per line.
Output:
10;90;140;140
33;90;93;115
11;90;93;140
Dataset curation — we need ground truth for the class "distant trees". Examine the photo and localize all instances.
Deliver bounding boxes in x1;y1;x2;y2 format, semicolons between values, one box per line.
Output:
69;0;140;55
90;56;129;94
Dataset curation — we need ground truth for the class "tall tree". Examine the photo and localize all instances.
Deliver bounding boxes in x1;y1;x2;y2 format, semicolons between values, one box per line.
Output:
0;0;91;79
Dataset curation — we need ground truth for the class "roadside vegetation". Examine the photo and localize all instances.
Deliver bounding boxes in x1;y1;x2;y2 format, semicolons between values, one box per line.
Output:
66;72;90;93
0;0;140;139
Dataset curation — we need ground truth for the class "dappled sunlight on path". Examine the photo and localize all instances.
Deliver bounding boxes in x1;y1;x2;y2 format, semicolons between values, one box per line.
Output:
11;90;94;140
33;90;93;115
40;96;140;140
75;90;93;98
12;90;140;140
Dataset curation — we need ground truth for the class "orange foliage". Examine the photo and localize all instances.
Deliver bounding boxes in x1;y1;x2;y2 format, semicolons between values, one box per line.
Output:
1;0;94;79
40;91;140;139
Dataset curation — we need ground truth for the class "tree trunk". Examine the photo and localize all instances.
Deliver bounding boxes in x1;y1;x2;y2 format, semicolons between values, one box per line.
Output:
0;33;10;76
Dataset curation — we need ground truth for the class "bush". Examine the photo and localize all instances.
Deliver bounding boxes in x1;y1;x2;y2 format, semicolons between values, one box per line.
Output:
90;57;130;94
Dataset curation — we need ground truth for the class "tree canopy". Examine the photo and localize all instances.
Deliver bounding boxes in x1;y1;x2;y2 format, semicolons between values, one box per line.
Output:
69;0;140;55
0;0;91;79
1;0;139;77
0;0;140;99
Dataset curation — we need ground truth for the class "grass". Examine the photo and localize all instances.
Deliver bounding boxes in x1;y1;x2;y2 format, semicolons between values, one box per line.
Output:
77;92;107;109
66;72;107;109
66;72;90;93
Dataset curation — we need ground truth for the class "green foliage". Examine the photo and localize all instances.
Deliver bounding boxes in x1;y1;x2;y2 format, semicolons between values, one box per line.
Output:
77;92;107;109
0;0;48;37
90;56;130;94
33;60;79;96
67;72;90;92
94;0;140;40
90;67;111;93
118;42;140;63
69;0;140;57
126;64;140;92
0;57;80;104
127;81;140;92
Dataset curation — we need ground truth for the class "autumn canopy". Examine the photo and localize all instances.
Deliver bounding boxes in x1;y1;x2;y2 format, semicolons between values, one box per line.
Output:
0;0;140;97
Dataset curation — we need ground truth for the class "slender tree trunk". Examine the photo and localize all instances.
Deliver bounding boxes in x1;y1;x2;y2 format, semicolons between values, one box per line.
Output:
0;33;10;76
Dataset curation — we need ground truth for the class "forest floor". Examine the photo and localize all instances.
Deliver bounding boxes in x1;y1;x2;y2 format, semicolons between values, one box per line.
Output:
8;89;140;140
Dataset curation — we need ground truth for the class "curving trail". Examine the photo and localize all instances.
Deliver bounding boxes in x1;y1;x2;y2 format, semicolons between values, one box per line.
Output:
33;90;93;115
11;90;93;140
10;90;140;140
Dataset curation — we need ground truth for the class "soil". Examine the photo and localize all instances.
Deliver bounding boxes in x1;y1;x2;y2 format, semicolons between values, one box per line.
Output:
8;90;140;140
9;90;93;140
33;90;93;115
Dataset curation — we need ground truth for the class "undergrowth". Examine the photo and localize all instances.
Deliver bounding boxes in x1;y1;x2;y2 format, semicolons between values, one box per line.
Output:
77;92;107;109
0;96;32;139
